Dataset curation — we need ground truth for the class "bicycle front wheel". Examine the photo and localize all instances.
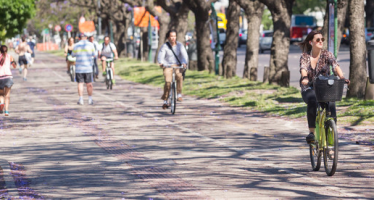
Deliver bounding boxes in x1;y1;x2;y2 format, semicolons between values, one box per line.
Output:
309;142;321;171
108;69;113;90
323;119;338;176
171;82;176;114
70;65;75;82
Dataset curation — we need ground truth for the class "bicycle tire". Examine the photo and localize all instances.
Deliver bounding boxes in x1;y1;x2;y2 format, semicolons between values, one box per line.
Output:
309;142;321;171
323;119;338;176
171;83;176;114
70;65;75;82
109;69;113;90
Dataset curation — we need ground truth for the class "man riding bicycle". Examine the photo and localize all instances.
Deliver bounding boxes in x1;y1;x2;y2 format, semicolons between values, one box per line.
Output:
157;30;188;109
99;36;118;84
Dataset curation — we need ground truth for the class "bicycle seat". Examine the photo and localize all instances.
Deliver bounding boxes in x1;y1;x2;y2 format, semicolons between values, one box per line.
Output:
106;58;114;62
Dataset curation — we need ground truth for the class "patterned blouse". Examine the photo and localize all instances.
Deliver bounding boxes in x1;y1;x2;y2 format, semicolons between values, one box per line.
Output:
299;49;338;91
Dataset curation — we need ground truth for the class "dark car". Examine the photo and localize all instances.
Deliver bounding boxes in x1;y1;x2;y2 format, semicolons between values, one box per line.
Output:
259;31;273;53
238;28;247;47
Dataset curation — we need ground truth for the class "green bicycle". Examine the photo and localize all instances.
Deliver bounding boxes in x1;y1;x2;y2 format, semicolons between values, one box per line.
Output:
309;77;346;176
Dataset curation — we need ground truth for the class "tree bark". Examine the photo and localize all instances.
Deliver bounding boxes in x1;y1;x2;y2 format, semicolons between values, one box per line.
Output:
158;0;190;44
259;0;294;86
222;0;240;79
184;0;215;71
346;0;366;98
321;0;348;52
365;0;374;27
146;0;170;63
236;0;264;80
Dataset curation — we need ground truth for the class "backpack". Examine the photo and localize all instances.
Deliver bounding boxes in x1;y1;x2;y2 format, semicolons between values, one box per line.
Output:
102;42;114;56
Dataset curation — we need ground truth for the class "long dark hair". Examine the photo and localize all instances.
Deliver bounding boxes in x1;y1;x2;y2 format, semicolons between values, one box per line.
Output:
165;30;177;41
299;30;322;53
0;45;8;66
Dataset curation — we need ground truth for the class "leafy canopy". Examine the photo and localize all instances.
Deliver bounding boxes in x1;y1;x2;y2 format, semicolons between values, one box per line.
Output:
0;0;35;39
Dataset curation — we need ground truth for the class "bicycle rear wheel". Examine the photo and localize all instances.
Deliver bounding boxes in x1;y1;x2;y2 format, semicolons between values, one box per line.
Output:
323;119;338;176
170;82;176;114
70;65;75;82
309;142;321;171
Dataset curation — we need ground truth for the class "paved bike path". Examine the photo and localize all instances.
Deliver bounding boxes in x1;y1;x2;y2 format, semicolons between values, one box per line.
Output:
0;51;373;199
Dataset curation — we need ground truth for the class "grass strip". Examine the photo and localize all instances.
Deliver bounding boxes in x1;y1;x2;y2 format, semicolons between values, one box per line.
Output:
48;50;374;126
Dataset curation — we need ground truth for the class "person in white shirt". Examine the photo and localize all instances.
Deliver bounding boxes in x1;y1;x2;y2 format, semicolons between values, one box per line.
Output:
99;36;118;84
88;35;100;79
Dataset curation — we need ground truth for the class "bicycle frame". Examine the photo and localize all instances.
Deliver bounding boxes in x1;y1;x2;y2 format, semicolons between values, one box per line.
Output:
315;102;335;150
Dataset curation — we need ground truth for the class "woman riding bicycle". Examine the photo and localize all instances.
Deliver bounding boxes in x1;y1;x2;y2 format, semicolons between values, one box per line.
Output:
64;37;75;74
0;45;17;116
157;30;188;109
299;30;350;144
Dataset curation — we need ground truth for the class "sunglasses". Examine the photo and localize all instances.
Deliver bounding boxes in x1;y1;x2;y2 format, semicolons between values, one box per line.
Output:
315;38;325;42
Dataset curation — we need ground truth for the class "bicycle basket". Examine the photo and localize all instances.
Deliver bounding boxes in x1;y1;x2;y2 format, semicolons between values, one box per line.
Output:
67;55;76;62
313;78;345;102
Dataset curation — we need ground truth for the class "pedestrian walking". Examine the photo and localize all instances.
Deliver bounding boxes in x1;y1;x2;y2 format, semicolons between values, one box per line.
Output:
71;33;95;105
0;45;17;116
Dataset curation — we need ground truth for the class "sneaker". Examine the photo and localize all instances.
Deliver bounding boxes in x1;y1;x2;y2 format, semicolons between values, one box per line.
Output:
162;103;168;110
4;111;9;116
102;71;107;76
77;99;84;105
111;79;116;85
0;104;4;114
19;67;22;74
88;99;93;105
306;132;315;144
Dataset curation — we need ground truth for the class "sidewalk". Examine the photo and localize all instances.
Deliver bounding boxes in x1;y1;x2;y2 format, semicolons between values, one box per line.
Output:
0;50;372;199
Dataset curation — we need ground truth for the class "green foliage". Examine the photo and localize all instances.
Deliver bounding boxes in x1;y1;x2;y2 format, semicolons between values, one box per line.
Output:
293;0;326;14
28;0;94;37
261;9;273;30
0;0;36;40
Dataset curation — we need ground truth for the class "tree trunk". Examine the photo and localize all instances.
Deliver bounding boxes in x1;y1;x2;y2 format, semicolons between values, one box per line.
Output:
168;2;190;44
237;0;264;80
222;0;240;79
259;0;294;86
184;0;215;71
321;0;348;52
346;0;366;98
365;0;374;27
195;14;213;71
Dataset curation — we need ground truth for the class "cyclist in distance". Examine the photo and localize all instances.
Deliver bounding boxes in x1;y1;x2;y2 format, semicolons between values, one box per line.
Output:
299;30;350;144
157;30;188;109
99;36;118;84
15;36;33;81
0;45;17;116
27;36;36;66
64;37;75;74
88;35;100;79
71;33;95;105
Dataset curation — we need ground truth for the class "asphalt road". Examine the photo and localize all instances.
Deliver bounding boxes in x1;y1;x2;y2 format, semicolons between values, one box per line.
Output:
0;51;373;199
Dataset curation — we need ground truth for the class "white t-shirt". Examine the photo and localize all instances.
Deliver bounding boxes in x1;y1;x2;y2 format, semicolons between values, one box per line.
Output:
100;42;116;58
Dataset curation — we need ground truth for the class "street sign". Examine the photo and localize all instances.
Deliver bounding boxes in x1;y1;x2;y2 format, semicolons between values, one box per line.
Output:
43;28;49;35
65;24;73;32
54;25;61;32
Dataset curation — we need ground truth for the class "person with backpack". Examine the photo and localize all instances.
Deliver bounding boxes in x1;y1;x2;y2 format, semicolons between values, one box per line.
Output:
99;36;118;84
157;30;188;109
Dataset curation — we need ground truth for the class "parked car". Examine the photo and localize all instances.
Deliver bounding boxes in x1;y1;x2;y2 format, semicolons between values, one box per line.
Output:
366;27;374;42
259;31;273;53
238;28;247;47
341;28;349;45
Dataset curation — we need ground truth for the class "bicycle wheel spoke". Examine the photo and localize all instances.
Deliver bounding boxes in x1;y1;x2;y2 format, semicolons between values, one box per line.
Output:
323;120;338;176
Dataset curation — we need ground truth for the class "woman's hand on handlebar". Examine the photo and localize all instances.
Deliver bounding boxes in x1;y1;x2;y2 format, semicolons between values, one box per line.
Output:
344;79;350;85
301;79;309;86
